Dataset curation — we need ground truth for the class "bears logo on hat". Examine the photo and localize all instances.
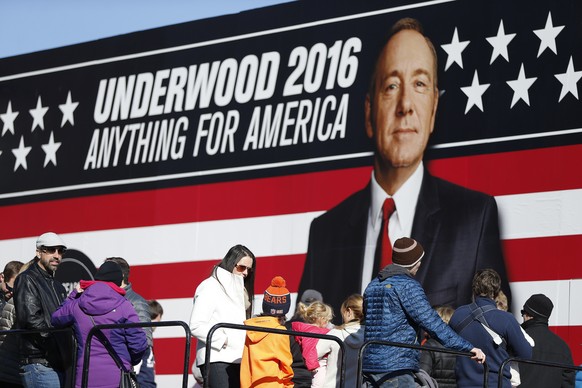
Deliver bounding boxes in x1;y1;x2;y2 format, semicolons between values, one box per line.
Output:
262;276;291;316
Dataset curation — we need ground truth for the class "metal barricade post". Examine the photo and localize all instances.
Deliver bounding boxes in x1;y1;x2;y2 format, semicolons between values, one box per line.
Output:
204;322;347;388
82;321;191;388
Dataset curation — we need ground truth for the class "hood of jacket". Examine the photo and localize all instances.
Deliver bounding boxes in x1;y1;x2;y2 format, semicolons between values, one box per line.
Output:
78;281;127;316
244;316;283;343
378;263;413;281
341;322;365;349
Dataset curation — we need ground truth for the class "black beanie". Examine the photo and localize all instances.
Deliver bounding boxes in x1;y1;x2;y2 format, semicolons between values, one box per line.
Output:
523;294;553;319
95;261;123;286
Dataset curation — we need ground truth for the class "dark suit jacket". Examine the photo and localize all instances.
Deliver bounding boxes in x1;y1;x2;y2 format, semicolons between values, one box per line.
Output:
299;170;510;321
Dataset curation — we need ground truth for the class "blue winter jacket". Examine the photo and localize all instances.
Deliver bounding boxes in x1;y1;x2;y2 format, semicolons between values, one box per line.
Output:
363;265;473;374
450;297;532;388
51;281;148;388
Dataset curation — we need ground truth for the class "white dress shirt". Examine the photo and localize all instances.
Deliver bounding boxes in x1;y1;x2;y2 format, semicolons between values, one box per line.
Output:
360;163;424;293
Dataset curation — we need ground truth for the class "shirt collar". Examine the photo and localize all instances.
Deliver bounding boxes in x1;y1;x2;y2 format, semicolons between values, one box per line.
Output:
370;162;424;233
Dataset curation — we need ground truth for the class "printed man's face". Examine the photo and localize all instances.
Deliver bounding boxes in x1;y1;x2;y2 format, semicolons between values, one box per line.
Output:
365;29;439;171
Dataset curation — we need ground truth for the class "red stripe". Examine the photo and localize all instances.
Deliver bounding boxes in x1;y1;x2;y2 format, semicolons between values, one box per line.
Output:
152;337;197;375
504;235;582;282
552;326;582;366
3;143;582;241
131;254;307;300
428;144;582;197
0;167;372;240
151;326;582;375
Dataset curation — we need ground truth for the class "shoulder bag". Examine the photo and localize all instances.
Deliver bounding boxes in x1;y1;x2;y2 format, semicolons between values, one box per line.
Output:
89;316;140;388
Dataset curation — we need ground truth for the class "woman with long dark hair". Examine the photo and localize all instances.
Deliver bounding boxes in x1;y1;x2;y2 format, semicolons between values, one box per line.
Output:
189;244;256;388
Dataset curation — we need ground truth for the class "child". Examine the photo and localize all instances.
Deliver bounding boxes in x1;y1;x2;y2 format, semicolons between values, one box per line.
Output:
240;276;294;387
292;301;334;387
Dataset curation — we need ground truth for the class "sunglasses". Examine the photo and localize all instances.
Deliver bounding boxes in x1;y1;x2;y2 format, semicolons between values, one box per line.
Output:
41;246;66;255
235;264;253;273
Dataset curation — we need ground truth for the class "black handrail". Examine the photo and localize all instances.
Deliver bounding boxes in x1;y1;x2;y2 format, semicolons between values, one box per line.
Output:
81;321;191;388
497;356;582;388
357;340;489;387
203;322;347;388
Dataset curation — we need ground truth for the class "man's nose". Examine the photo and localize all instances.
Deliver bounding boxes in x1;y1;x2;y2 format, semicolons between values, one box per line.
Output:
397;86;413;116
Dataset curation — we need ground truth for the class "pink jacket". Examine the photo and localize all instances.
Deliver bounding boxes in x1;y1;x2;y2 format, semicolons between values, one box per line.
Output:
291;321;330;370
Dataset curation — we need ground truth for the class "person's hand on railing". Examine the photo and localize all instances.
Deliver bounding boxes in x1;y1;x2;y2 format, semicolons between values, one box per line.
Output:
470;347;486;364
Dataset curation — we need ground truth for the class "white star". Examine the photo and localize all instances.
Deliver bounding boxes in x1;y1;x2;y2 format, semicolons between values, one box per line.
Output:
441;28;470;71
555;56;582;102
460;70;490;114
59;91;79;127
29;96;49;132
533;12;565;57
1;101;19;136
506;64;537;108
11;136;32;171
41;132;62;167
486;20;516;64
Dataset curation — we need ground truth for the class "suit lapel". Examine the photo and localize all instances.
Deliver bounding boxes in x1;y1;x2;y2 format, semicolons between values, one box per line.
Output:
411;171;442;280
347;184;371;286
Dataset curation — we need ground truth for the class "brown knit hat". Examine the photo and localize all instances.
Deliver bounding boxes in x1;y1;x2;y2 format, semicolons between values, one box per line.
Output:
392;237;424;267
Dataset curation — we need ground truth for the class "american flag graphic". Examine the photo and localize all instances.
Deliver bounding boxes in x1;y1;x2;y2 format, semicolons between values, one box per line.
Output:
0;0;581;385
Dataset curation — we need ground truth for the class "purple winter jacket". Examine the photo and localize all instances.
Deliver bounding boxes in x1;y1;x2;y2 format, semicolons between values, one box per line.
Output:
51;281;148;388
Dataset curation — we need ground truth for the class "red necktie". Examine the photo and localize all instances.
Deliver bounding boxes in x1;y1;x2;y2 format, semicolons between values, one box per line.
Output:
379;197;396;269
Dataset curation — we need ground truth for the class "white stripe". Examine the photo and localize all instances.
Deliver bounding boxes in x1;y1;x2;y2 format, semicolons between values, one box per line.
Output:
430;127;582;149
154;374;197;388
0;211;324;265
0;0;453;82
2;188;582;264
154;293;300;339
510;279;579;327
496;188;582;239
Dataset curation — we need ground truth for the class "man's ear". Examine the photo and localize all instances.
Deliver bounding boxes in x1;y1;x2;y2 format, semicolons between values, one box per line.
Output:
365;94;374;139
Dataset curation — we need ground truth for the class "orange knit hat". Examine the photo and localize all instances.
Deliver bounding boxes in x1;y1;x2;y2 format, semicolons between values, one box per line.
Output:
262;276;291;316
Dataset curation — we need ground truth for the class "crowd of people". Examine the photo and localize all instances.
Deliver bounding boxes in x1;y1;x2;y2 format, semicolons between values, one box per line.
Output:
0;232;164;388
186;238;579;388
0;230;578;388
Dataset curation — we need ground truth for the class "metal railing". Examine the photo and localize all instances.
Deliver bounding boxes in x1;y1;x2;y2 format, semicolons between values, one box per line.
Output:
82;320;191;388
498;357;582;388
204;322;347;388
357;340;490;387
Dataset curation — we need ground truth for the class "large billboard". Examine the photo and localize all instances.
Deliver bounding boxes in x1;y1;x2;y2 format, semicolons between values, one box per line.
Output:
1;0;581;384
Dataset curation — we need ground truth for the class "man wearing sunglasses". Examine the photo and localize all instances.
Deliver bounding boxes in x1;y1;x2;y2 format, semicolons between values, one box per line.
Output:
14;232;72;388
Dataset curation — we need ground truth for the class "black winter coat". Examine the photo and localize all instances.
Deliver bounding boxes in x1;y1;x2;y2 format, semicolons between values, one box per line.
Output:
13;261;70;369
520;318;575;388
420;338;457;388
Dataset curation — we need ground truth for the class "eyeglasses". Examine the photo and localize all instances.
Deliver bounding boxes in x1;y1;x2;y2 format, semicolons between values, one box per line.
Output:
41;246;66;255
235;264;253;273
